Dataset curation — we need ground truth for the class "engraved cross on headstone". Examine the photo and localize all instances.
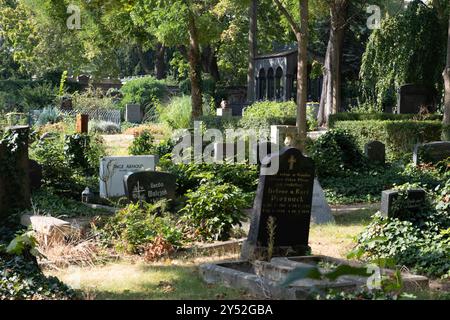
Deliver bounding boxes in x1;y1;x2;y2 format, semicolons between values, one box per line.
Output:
288;155;297;170
132;181;145;205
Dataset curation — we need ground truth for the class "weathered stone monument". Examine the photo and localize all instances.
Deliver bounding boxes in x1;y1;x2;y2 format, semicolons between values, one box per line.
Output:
124;171;176;204
76;114;89;133
99;155;157;198
380;189;427;219
0;126;31;221
125;104;143;123
397;84;437;114
364;140;386;165
413;141;450;166
242;147;315;260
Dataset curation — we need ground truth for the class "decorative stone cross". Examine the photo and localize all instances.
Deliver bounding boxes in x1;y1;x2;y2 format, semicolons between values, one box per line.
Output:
288;155;297;170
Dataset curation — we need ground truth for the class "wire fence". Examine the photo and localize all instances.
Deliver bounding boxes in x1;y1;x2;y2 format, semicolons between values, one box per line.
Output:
60;109;121;125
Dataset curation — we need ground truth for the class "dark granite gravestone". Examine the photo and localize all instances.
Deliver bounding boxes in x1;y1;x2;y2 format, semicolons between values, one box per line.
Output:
413;141;450;166
125;104;143;123
380;189;426;219
124;171;176;204
28;159;42;191
241;147;315;260
397;84;437;114
364;140;386;165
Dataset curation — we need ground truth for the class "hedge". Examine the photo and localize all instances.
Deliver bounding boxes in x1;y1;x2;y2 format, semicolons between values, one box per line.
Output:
332;120;443;161
328;112;442;128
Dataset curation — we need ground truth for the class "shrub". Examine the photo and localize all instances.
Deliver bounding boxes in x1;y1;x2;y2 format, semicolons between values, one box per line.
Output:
37;106;61;126
328;112;442;128
0;80;57;112
240;101;297;135
179;74;216;97
90;120;121;134
180;182;247;241
309;129;366;178
157;95;192;129
120;76;168;111
71;89;118;110
99;201;183;254
128;130;155;155
332;120;443;161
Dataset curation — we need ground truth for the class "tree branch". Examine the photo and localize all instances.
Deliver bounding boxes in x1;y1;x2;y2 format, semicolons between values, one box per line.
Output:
273;0;300;35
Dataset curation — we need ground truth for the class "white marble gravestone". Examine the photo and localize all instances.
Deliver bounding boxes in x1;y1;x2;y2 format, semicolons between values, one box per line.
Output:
99;156;156;198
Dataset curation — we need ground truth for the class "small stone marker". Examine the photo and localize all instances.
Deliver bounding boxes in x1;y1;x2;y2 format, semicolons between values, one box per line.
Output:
364;140;386;165
125;104;143;123
216;108;233;118
413;141;450;166
124;171;176;204
99;155;156;198
76;114;89;133
380;189;426;219
242;147;315;260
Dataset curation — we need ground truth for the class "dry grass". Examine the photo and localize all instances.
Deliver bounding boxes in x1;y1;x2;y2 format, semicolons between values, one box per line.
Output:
123;123;170;140
101;134;134;156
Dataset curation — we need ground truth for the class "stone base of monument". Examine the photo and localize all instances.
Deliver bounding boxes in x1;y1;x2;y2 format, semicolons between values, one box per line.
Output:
200;255;429;300
240;240;311;261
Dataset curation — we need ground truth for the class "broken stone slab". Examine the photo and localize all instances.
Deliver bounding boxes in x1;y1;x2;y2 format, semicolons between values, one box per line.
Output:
21;214;76;243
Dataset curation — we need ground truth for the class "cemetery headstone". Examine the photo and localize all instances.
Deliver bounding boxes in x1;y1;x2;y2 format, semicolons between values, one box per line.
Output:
364;140;386;165
99;155;157;198
60;96;73;111
241;147;315;260
413;141;450;166
76;114;89;133
397;84;437;114
124;171;176;204
380;189;426;219
125;104;143;123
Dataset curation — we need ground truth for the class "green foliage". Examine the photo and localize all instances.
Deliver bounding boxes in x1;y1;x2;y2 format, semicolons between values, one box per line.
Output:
64;133;105;175
0;253;76;300
179;74;216;97
240;101;297;136
354;182;450;278
332;120;443;161
120;76;168;112
128;130;155;156
360;0;447;109
309;129;366;178
37;106;61;126
157;95;192;129
328;112;443;128
0;80;57;112
71;90;119;110
99;201;183;254
6;231;38;257
180;182;247;241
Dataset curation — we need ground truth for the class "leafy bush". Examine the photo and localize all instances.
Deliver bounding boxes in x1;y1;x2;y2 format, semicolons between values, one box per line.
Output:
309;129;366;178
180;182;247;241
0;80;57;112
353;181;450;278
239;101;297;135
71;89;118;110
98;201;183;254
179;74;216;97
332;120;443;161
120;76;168;111
128;130;155;155
90;120;121;134
157;95;192;129
64;133;106;175
37;106;61;126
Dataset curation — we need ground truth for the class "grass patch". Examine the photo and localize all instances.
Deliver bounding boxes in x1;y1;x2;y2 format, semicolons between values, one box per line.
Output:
47;259;250;300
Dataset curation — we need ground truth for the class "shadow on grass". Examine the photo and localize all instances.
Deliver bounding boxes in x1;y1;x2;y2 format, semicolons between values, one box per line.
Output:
79;263;251;300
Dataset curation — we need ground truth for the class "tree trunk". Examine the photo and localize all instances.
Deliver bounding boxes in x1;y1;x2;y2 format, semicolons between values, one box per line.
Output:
136;45;151;74
187;13;203;119
296;0;309;151
317;0;348;126
247;0;257;102
201;45;220;82
154;43;166;80
443;15;450;126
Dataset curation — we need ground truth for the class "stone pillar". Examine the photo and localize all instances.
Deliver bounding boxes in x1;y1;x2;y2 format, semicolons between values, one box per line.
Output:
0;126;31;221
76;114;89;133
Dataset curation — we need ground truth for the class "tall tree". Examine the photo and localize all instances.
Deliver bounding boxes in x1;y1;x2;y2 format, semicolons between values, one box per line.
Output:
444;14;450;126
317;0;348;126
273;0;309;151
247;0;257;102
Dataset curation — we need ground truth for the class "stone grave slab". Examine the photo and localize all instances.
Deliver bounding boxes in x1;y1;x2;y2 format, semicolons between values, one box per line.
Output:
413;141;450;166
